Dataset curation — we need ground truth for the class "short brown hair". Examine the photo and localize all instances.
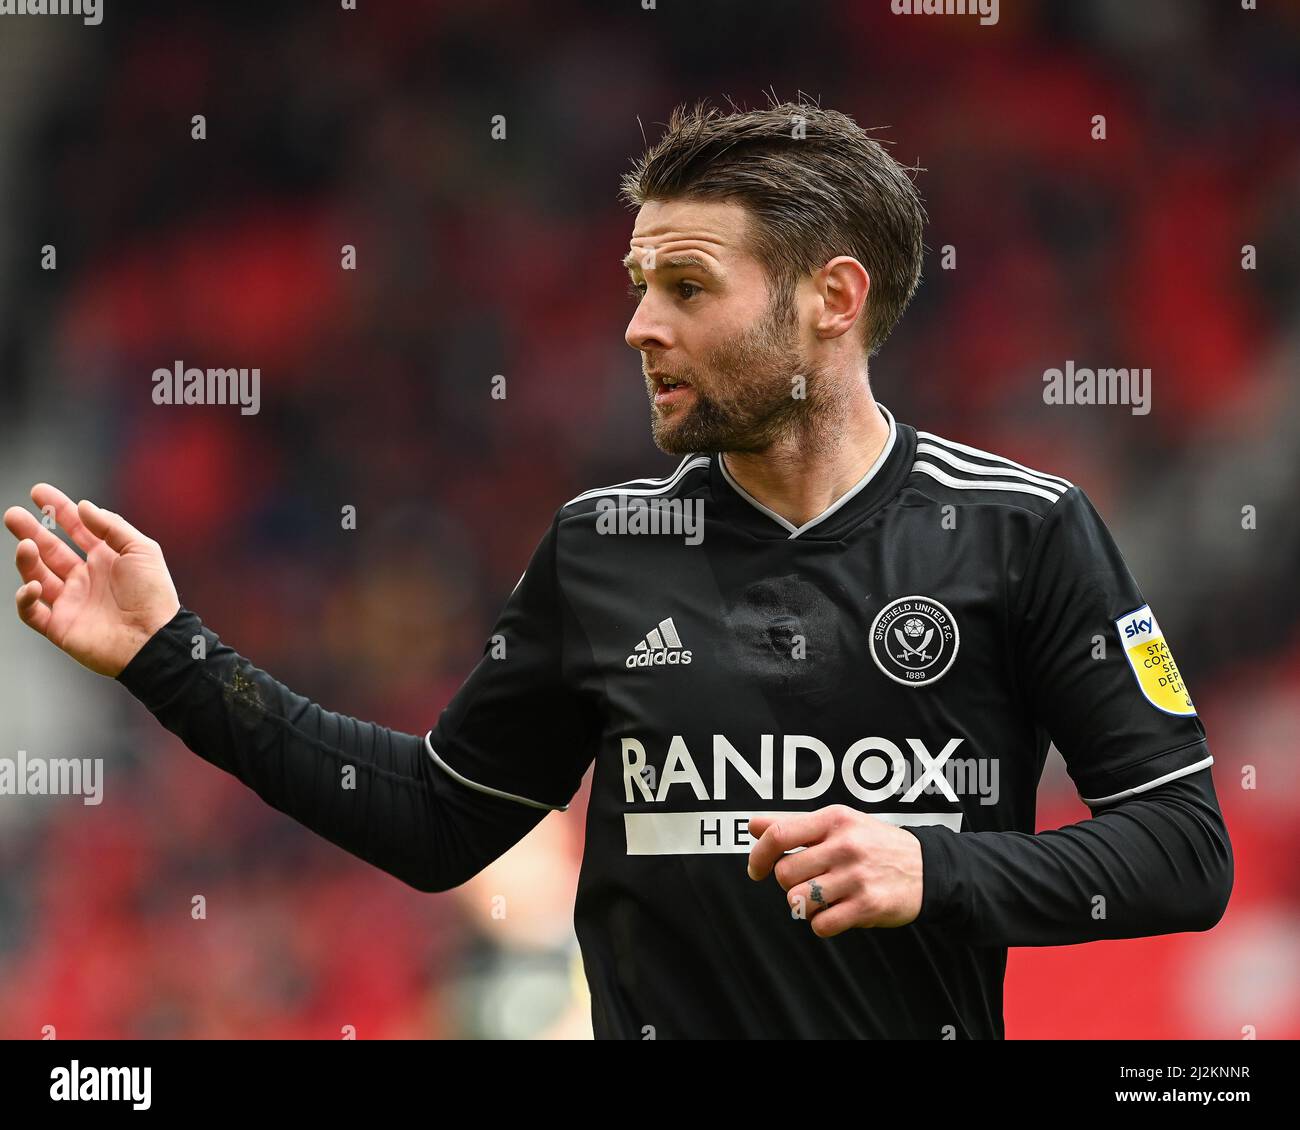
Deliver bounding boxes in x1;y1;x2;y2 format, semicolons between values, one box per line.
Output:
619;97;926;357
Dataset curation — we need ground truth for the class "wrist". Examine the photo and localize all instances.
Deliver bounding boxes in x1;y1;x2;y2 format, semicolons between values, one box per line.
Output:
904;824;961;928
116;607;203;703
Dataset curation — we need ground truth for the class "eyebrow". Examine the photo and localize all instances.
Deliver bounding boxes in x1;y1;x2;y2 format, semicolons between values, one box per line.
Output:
622;252;718;277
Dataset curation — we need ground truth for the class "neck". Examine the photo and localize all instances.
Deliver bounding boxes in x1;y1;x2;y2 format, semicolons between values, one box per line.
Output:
721;388;889;530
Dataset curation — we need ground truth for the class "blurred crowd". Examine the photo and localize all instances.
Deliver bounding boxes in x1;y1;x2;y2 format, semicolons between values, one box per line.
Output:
0;0;1297;1038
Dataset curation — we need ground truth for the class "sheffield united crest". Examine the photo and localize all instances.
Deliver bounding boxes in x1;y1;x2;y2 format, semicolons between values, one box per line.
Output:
869;595;960;687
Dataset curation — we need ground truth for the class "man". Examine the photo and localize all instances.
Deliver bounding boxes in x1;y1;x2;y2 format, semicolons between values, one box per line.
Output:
5;100;1231;1039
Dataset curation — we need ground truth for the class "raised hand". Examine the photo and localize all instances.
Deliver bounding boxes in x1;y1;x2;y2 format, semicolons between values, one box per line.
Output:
4;483;181;677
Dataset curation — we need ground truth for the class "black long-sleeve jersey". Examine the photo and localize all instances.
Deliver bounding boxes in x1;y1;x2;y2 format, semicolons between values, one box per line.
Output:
117;401;1233;1039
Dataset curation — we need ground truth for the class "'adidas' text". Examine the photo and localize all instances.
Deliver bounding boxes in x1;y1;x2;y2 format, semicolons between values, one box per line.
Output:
626;617;693;669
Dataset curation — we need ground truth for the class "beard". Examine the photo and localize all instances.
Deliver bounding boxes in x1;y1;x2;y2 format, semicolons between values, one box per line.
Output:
645;284;842;456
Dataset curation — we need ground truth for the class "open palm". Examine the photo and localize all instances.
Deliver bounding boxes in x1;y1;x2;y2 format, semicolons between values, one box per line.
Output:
4;483;180;677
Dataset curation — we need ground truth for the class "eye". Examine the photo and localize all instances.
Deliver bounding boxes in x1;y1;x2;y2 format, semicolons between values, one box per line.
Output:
626;279;703;303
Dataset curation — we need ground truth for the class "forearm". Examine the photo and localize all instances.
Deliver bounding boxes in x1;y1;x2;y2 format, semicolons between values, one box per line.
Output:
907;767;1233;946
116;607;544;892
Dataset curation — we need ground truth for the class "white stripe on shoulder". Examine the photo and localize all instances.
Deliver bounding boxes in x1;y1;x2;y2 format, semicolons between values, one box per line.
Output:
564;454;710;507
915;441;1068;496
576;451;700;493
915;431;1073;490
912;461;1065;503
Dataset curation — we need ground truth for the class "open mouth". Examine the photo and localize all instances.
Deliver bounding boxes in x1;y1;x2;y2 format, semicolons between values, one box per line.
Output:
651;372;693;405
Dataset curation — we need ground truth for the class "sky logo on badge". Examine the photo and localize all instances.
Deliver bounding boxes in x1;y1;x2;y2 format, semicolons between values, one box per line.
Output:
1115;604;1196;716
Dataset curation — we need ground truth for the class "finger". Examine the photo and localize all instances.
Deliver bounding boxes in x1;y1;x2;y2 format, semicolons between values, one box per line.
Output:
808;902;860;939
4;505;83;580
773;841;843;891
747;810;835;881
30;483;102;555
15;538;65;601
76;499;151;555
747;814;806;841
788;871;854;920
15;579;52;637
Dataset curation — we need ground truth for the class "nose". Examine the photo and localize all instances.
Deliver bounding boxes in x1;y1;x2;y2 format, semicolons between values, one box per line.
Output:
625;295;672;353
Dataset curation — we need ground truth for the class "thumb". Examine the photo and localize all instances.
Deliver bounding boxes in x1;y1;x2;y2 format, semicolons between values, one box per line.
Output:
78;500;149;554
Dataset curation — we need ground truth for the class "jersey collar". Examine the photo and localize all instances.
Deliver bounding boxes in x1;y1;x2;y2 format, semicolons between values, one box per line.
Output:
707;401;915;540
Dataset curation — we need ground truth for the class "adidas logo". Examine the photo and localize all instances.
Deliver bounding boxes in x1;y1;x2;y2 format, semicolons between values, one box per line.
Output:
625;617;693;669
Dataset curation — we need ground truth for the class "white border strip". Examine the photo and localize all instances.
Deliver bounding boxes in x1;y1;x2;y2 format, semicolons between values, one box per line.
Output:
1079;755;1214;807
424;731;567;811
625;808;963;854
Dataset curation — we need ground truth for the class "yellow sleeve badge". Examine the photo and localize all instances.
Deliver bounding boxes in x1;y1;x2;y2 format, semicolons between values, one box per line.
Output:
1115;604;1196;716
